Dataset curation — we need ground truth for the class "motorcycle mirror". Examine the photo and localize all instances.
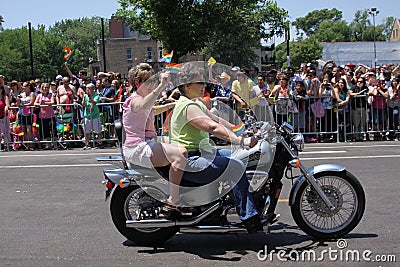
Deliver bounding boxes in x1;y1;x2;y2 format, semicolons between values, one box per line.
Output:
281;122;294;134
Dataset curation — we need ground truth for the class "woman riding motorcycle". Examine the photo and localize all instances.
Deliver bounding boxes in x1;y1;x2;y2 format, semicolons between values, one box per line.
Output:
169;63;266;233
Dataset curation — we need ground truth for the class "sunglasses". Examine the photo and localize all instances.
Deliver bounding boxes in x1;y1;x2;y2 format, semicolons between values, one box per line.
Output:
193;82;206;85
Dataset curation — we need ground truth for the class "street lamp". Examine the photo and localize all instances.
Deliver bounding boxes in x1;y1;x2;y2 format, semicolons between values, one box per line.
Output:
369;7;379;71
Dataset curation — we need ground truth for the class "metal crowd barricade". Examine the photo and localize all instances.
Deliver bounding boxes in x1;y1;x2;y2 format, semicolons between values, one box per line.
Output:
95;102;121;145
1;102;124;151
1;96;399;152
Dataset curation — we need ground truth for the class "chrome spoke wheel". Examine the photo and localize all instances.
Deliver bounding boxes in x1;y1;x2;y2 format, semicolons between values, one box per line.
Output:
124;187;166;233
300;176;357;233
291;171;365;239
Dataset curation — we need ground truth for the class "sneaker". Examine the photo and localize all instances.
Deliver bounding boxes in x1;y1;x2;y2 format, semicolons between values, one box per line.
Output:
83;145;91;150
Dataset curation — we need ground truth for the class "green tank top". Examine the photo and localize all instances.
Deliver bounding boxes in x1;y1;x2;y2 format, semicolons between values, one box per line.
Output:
169;97;213;153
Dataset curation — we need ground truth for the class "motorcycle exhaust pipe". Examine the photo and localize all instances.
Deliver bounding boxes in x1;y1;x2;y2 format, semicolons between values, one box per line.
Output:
126;202;221;229
180;225;248;234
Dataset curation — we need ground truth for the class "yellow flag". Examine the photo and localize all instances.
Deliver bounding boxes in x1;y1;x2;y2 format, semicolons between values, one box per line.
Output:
208;57;216;66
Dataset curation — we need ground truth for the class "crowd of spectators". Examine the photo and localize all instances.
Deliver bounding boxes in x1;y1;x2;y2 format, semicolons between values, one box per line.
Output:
205;61;400;143
0;61;131;151
1;59;400;151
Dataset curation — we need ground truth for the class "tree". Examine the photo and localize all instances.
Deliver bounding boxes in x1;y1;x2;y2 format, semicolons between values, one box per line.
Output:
275;36;323;69
314;20;352;42
349;10;370;41
292;8;343;37
203;0;288;67
0;15;4;31
0;27;33;80
48;17;108;75
115;0;288;65
382;16;395;41
0;17;107;81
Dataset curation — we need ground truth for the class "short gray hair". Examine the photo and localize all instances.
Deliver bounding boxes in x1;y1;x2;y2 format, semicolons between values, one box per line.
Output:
86;83;95;90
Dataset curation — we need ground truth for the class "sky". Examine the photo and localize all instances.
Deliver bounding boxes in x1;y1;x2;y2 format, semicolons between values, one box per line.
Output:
1;0;399;33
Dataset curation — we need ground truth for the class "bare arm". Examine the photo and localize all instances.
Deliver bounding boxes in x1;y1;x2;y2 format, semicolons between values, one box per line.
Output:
378;88;389;98
152;102;175;116
130;72;169;113
204;108;234;128
88;60;95;81
4;95;10;111
28;92;36;106
64;62;74;79
186;104;256;146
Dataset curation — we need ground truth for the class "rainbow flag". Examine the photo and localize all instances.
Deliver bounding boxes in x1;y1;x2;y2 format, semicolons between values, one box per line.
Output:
63;46;74;63
166;63;181;74
231;123;250;136
159;51;173;63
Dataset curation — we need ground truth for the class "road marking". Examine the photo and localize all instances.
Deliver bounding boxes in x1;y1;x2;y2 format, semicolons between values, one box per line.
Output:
278;199;289;203
305;144;400;149
300;150;346;154
0;163;112;168
0;152;120;158
301;154;400;160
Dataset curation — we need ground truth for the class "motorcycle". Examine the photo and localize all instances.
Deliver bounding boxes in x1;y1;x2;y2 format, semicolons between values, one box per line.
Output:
97;101;365;246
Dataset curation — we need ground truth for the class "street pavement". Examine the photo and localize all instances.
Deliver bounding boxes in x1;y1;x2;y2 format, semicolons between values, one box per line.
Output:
0;141;399;266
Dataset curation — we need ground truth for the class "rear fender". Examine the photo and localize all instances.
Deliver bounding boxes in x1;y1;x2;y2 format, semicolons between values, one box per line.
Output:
103;168;143;185
289;164;346;206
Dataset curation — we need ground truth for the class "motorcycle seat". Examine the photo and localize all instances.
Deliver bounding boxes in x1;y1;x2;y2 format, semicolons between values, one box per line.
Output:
127;162;212;187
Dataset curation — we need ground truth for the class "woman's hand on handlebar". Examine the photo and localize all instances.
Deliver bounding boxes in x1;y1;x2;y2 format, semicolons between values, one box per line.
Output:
243;136;257;148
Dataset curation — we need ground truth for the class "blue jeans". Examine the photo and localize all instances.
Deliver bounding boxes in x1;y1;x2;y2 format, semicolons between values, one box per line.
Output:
182;149;259;221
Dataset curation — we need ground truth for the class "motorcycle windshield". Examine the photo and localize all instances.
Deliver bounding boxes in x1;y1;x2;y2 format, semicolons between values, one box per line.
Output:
143;61;276;136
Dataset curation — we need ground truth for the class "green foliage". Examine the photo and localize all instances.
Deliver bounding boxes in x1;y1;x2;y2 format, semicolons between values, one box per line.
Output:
276;36;322;70
314;20;352;42
115;0;288;65
348;9;392;42
381;16;395;41
0;15;4;30
0;27;32;80
292;8;343;37
275;8;395;69
48;17;107;75
0;17;108;81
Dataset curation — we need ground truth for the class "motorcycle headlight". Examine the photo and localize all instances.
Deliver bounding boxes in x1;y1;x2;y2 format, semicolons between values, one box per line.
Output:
291;133;305;152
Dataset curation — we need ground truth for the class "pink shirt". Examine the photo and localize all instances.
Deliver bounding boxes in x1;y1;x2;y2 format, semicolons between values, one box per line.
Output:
122;92;156;146
36;93;55;119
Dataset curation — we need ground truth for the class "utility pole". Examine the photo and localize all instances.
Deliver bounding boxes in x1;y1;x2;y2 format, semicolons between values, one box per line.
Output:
285;25;290;67
369;7;379;71
101;18;107;72
28;22;34;79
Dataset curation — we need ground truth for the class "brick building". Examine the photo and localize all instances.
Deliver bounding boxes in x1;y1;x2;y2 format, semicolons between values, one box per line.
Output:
96;17;205;78
96;17;163;78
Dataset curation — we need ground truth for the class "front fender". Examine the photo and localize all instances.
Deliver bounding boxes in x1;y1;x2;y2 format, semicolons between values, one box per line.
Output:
289;164;346;206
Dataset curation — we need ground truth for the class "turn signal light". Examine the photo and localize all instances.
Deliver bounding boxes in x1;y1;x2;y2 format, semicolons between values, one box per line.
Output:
289;159;300;168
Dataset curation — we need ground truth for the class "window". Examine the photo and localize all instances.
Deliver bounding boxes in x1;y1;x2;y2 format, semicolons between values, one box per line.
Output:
147;47;153;62
126;48;132;60
159;47;163;60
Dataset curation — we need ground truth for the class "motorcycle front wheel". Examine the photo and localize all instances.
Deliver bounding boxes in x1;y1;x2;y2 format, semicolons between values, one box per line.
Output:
291;170;365;239
110;186;178;245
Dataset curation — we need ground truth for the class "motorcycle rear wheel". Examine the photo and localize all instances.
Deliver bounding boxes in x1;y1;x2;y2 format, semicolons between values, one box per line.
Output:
291;170;365;239
110;186;178;245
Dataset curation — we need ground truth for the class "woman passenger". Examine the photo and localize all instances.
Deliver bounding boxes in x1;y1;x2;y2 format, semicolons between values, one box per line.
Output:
122;63;187;209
